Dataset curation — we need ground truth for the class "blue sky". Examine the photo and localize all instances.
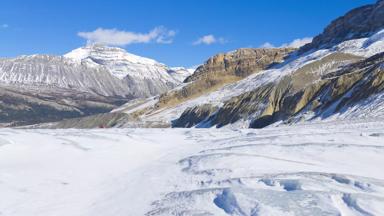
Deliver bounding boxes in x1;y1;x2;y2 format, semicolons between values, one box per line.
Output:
0;0;376;67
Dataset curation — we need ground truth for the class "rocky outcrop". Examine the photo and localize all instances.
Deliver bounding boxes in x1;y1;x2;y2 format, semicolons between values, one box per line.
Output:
156;48;295;108
301;0;384;53
184;48;295;83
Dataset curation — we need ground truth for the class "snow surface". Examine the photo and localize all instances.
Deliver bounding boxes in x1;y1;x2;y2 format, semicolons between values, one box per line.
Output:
1;119;383;215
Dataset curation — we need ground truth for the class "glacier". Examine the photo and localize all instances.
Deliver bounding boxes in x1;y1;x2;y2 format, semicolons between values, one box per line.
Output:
0;119;383;215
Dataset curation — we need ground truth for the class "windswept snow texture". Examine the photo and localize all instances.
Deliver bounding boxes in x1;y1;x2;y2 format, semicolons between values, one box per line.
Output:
1;119;384;215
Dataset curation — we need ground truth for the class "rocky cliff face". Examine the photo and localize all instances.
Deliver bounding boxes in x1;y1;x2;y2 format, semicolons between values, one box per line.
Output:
301;0;384;53
207;52;384;128
156;48;294;108
184;48;295;83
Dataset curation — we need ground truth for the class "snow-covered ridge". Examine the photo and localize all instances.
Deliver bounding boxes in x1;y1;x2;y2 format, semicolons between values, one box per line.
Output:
64;44;176;81
0;44;194;99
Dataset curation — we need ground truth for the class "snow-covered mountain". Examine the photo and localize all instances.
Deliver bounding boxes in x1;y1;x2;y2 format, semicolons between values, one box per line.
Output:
0;45;193;126
65;44;176;81
0;54;132;97
64;44;195;97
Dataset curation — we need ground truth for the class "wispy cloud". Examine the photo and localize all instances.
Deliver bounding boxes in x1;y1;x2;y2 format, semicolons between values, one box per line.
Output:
260;42;275;48
77;26;176;46
260;37;313;49
1;24;9;29
193;34;226;45
281;37;313;48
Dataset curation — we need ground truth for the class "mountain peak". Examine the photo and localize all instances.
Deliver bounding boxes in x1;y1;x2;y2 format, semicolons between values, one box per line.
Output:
300;0;384;53
64;44;160;68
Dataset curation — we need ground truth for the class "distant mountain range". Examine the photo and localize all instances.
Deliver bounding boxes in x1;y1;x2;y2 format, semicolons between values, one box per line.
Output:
0;45;193;126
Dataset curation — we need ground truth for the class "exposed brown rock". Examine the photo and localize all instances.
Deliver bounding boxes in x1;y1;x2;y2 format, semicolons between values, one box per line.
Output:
156;48;295;108
301;0;384;53
185;48;295;83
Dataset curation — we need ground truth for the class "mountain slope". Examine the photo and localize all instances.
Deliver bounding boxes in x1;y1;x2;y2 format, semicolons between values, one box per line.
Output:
207;52;383;128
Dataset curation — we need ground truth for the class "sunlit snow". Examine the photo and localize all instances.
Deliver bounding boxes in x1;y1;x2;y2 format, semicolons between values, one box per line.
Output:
0;119;383;215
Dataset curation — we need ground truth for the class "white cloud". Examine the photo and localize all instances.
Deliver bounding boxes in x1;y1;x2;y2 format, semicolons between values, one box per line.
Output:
77;26;176;46
1;24;9;29
260;42;275;48
281;37;313;48
259;37;313;49
193;34;226;45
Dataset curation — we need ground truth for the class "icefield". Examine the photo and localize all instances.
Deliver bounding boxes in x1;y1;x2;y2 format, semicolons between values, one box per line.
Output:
1;119;384;215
